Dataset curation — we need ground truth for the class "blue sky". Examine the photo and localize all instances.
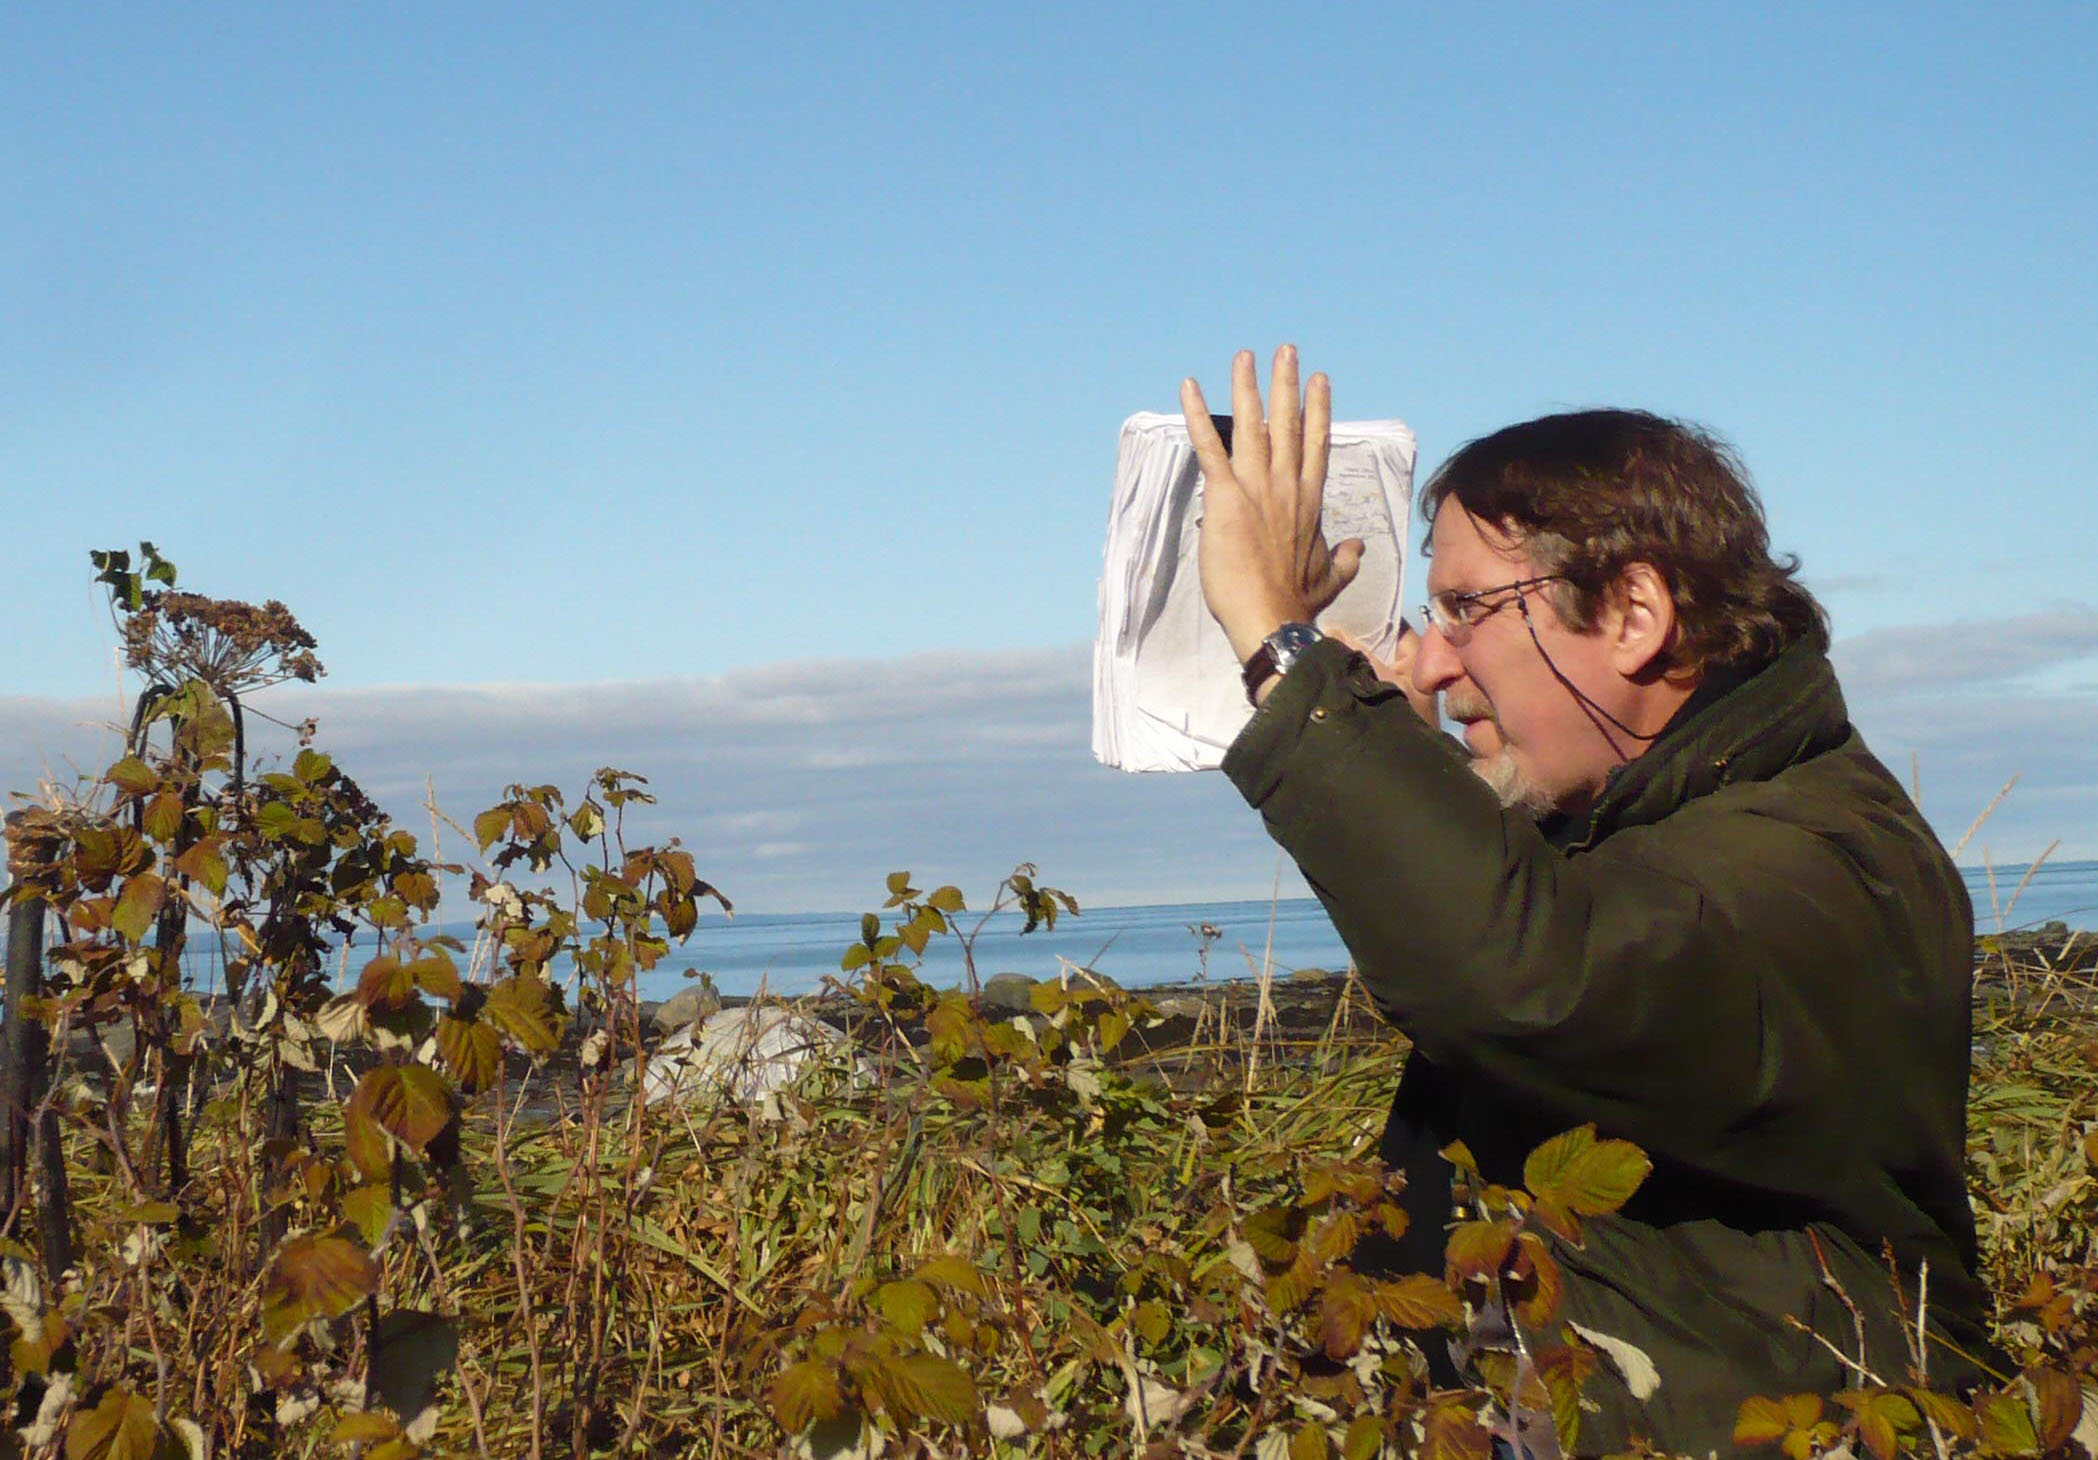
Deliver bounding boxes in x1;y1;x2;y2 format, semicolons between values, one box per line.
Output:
6;4;2095;910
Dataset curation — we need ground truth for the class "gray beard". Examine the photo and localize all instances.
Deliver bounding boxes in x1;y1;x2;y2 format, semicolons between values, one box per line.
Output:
1445;687;1561;818
1469;748;1558;818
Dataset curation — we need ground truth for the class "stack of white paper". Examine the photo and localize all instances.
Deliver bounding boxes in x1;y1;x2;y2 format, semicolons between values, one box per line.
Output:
1093;412;1416;772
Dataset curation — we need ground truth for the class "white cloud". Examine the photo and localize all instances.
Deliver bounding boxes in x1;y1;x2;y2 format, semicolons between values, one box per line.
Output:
3;648;1288;914
1832;602;2098;697
7;623;2092;915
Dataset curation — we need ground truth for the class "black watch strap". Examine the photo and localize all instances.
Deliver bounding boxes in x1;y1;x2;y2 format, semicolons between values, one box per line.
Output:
1241;623;1322;704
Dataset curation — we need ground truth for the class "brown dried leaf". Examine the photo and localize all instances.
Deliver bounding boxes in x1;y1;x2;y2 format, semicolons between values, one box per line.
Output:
64;1386;164;1460
355;956;416;1014
1443;1218;1516;1283
1373;1273;1464;1330
263;1231;377;1341
770;1359;844;1434
348;1065;453;1152
1421;1395;1491;1460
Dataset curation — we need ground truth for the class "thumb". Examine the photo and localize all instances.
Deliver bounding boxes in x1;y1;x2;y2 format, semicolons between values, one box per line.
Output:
1321;538;1365;600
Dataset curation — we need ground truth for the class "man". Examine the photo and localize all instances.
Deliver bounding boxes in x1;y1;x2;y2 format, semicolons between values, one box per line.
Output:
1186;348;1988;1449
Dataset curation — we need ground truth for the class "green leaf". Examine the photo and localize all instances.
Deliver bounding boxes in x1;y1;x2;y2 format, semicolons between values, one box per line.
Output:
141;792;185;844
1905;1389;1976;1441
473;807;510;853
915;1254;987;1299
770;1359;844;1433
1291;1422;1332;1460
1341;1415;1385;1460
119;1200;180;1225
64;1385;164;1460
405;953;461;1000
1131;1298;1170;1347
341;1184;393;1248
348;1065;453;1153
111;874;167;943
482;975;562;1054
344;1106;391;1184
927;885;965;914
1523;1123;1651;1216
840;944;871;972
1973;1388;2039;1456
1831;1389;1918;1460
1733;1395;1824;1448
293;749;333;783
328;1413;401;1444
1522;1123;1594;1195
868;1353;977;1426
436;1015;502;1093
368;1310;459;1426
253;801;302;842
875;1279;937;1336
105;756;159;797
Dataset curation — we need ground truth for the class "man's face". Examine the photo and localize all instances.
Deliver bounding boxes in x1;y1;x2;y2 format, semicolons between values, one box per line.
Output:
1410;508;1633;817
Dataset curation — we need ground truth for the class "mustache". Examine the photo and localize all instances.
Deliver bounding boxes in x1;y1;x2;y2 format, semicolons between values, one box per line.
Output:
1443;687;1494;724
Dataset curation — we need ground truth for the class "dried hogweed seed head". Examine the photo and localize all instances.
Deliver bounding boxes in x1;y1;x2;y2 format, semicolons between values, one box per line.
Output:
121;591;325;692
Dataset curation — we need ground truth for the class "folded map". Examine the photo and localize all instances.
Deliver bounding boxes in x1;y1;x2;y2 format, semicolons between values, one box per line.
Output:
1093;412;1417;772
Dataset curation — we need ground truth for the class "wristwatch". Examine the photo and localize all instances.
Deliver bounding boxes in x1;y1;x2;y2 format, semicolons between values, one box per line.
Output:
1240;622;1323;704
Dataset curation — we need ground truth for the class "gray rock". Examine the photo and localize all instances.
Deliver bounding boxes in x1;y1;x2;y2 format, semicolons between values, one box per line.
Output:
642;1005;864;1108
654;974;723;1033
978;973;1039;1014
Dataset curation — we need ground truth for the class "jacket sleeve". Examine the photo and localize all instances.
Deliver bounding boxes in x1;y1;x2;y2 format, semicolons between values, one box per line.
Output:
1221;639;1881;1152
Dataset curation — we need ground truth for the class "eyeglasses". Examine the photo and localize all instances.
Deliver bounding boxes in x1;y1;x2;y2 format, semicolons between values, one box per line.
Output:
1419;575;1567;647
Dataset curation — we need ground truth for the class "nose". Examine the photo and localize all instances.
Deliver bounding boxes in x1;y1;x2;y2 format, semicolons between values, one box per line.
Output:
1411;620;1463;696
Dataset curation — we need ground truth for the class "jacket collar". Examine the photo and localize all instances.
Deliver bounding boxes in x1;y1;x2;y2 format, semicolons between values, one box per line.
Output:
1561;631;1849;851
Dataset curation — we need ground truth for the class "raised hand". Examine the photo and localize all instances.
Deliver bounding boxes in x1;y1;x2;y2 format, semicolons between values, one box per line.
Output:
1181;346;1365;664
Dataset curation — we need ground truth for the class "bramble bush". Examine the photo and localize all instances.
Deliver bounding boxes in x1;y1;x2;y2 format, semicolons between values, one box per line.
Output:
0;549;2092;1458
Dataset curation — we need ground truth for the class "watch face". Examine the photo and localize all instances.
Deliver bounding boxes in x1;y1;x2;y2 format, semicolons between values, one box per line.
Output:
1267;622;1322;674
1273;623;1321;655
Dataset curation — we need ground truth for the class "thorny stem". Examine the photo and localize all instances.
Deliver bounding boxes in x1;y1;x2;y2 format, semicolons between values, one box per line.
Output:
1782;1315;1888;1388
1807;1229;1873;1388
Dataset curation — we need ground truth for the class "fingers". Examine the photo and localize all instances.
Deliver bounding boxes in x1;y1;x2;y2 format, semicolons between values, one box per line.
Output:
1322;538;1366;603
1302;371;1331;488
1229;350;1268;480
1180;377;1233;487
1268;344;1301;490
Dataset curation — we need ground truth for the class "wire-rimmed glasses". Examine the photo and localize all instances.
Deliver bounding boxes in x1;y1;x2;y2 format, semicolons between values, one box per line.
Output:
1418;575;1567;647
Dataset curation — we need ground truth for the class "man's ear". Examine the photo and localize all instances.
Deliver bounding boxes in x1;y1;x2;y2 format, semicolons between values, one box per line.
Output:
1603;563;1680;680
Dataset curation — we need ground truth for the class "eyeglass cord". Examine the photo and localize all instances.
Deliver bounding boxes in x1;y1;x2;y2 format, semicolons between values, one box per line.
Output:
1513;592;1665;746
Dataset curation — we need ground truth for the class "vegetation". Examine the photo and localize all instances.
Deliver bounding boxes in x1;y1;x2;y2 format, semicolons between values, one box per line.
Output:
0;550;2091;1458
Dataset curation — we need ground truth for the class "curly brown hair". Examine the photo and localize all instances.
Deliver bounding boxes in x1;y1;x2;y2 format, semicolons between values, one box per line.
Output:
1421;409;1826;674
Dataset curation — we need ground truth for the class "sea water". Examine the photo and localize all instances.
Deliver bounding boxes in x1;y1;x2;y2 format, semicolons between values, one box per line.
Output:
174;860;2098;1003
630;858;2098;1001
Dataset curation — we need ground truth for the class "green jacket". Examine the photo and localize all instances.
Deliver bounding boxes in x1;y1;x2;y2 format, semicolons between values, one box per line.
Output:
1223;633;1988;1452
